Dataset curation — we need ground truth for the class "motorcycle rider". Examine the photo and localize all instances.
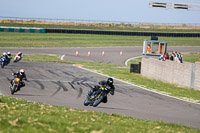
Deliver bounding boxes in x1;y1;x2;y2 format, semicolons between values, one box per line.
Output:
10;69;28;91
6;52;12;65
1;52;8;64
14;52;23;62
1;52;8;60
88;78;115;103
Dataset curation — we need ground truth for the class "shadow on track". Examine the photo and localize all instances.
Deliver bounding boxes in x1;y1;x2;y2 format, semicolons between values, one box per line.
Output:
14;94;44;97
96;106;129;111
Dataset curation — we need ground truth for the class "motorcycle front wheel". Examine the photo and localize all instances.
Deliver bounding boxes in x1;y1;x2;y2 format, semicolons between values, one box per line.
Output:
93;95;104;107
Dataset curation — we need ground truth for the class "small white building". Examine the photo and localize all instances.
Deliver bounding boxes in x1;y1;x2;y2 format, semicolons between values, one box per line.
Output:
143;39;167;58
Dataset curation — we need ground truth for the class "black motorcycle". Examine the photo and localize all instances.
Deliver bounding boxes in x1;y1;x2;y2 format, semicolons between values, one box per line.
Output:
84;86;111;107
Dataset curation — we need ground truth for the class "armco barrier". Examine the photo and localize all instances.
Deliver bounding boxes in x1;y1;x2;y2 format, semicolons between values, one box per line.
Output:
0;26;45;33
45;28;200;37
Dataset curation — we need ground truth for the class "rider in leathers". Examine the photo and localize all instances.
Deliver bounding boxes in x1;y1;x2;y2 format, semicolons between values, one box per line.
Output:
10;69;28;91
89;78;115;103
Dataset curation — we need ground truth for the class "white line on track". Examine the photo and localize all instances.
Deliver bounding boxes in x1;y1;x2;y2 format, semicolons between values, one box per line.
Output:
125;56;142;66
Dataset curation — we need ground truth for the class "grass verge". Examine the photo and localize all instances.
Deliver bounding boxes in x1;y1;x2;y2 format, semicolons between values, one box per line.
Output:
1;95;199;133
0;32;200;47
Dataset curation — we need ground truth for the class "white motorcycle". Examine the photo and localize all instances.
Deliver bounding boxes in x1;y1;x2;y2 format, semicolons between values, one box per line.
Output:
13;55;22;63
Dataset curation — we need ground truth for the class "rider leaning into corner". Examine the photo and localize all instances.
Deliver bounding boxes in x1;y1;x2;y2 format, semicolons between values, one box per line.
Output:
10;69;28;91
14;52;23;60
89;78;115;103
1;52;9;60
6;52;12;64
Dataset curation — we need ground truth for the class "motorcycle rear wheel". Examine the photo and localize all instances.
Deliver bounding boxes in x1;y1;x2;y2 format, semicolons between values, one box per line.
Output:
84;99;91;106
11;85;16;95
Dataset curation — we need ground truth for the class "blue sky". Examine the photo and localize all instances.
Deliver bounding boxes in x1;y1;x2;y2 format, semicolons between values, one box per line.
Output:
0;0;200;24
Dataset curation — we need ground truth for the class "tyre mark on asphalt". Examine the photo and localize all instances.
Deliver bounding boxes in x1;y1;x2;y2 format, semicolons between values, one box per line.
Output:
68;79;92;98
50;81;68;96
83;83;93;89
77;87;83;98
47;70;61;77
68;82;76;90
62;71;76;78
53;81;68;91
32;80;45;90
51;87;61;97
6;77;11;82
32;68;49;78
68;81;83;97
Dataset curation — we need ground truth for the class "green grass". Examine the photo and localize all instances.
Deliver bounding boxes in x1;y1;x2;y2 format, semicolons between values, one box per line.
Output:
127;57;142;66
183;53;200;63
1;95;199;133
0;32;200;47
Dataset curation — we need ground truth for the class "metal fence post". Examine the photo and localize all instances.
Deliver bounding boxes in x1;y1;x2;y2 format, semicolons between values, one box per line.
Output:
190;64;196;88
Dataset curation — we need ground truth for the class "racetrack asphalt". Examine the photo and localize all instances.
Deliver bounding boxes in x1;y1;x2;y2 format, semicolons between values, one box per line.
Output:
1;46;200;65
0;46;200;129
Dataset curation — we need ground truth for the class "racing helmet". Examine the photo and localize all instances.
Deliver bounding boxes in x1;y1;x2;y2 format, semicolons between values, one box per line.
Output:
107;78;113;86
3;52;6;56
7;52;11;56
20;69;25;75
18;52;22;55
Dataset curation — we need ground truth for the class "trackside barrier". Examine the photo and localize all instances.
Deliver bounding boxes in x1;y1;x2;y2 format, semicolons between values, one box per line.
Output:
141;58;200;90
45;28;200;37
1;26;200;37
0;26;46;33
0;26;200;37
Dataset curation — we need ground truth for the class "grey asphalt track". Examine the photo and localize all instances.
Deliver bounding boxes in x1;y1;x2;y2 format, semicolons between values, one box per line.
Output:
0;46;200;129
1;46;200;65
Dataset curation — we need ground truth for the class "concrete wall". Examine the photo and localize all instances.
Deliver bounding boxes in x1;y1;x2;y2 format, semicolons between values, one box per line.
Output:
141;58;200;90
194;62;200;90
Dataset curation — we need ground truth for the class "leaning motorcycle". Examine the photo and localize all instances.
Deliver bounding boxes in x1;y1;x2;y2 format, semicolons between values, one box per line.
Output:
10;78;21;95
84;86;111;107
0;57;6;68
13;55;22;63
